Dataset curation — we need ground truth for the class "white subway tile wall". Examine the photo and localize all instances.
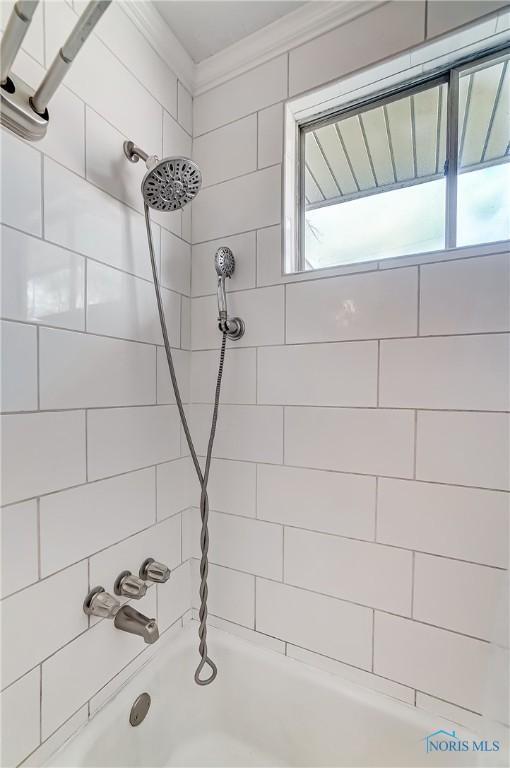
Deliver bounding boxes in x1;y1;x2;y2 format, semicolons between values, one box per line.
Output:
187;0;509;731
2;2;509;763
1;321;38;412
1;501;39;598
0;2;193;763
0;667;40;768
373;612;489;713
193;115;257;188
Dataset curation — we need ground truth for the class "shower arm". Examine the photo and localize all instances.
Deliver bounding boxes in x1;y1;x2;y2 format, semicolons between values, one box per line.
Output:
0;1;39;86
123;141;160;173
31;0;111;115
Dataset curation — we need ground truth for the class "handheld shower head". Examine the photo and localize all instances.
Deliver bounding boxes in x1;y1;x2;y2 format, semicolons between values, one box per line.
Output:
214;246;235;278
214;246;244;340
124;140;201;211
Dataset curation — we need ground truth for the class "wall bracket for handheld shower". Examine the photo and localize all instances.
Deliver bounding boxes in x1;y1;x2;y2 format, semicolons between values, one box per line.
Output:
219;313;245;340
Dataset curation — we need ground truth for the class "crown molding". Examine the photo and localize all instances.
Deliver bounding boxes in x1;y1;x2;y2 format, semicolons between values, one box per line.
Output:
123;0;384;98
193;0;383;95
121;1;195;93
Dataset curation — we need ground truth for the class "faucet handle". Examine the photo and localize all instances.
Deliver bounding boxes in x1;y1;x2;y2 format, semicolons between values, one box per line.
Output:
114;571;147;599
139;557;170;583
83;586;120;618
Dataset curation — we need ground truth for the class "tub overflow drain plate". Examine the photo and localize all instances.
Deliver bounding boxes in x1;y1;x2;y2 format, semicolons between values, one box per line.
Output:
129;693;151;726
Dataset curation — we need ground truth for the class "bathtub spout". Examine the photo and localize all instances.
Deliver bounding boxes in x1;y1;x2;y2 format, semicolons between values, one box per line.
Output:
114;605;159;644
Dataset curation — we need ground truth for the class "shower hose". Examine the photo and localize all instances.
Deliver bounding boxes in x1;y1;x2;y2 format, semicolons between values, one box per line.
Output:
144;203;224;686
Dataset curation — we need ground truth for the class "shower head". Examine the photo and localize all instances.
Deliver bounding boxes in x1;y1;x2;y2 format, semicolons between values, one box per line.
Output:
142;157;201;212
124;140;202;211
214;246;235;278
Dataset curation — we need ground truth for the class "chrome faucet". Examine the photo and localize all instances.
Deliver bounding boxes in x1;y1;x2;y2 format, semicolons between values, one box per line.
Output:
114;604;159;643
83;586;159;645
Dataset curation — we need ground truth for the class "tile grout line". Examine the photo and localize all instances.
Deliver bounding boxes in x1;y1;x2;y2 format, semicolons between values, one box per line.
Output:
3;216;508;298
5;435;509;507
4;401;510;416
1;460;195;514
413;409;418;479
376;339;380;406
5;220;185;294
180;510;183;564
3;306;509;353
374;476;379;542
39;663;43;745
36;325;41;411
154;464;158;525
83;104;87;177
205;613;487;720
281;525;285;582
36;498;42;580
282;406;286;465
411;551;416;618
371;608;375;672
40;154;45;240
28;612;188;757
197;161;281;195
85;409;89;483
417;264;421;336
193;99;286;140
8;140;187;246
203;502;509;571
4;445;508;514
155;343;159;404
83;257;88;333
283;283;287;344
204;564;495;643
2;512;187;604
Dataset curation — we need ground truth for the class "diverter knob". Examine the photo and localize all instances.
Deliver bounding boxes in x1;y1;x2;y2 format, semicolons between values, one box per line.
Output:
139;557;170;583
114;570;147;599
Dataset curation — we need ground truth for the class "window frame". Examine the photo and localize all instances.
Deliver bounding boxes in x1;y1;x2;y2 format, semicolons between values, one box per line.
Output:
292;45;510;275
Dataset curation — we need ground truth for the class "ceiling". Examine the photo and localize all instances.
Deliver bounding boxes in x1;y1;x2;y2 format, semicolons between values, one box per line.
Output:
152;1;306;63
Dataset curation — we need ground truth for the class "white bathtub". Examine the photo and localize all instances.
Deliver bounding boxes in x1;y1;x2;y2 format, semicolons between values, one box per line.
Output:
48;624;507;767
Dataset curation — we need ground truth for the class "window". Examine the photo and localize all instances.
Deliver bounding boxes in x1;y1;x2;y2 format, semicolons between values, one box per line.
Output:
293;48;509;273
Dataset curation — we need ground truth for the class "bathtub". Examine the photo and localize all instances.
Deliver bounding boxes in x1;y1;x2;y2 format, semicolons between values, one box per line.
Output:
48;624;507;767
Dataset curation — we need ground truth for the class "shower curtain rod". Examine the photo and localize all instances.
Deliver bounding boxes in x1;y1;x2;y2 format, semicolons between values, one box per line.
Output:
0;0;111;141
